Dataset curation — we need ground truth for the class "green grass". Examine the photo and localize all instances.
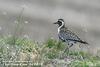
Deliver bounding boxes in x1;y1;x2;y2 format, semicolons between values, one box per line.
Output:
0;37;100;67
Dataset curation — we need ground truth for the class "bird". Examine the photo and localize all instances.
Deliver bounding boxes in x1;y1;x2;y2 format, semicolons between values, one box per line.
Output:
54;19;88;48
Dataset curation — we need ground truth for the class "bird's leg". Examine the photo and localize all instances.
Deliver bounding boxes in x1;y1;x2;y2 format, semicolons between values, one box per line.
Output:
64;46;69;53
60;43;69;59
63;43;70;57
79;43;82;48
60;47;69;59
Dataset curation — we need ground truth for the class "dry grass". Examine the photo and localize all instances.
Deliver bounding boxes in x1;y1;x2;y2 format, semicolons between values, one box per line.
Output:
0;37;100;67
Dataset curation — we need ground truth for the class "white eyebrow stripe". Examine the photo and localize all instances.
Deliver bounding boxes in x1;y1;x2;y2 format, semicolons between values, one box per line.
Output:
59;20;64;22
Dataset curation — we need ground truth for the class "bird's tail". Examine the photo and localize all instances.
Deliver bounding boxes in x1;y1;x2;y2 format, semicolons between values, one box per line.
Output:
67;39;89;45
79;40;89;44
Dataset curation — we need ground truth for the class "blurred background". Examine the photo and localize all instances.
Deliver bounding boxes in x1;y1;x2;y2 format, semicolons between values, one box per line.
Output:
0;0;100;53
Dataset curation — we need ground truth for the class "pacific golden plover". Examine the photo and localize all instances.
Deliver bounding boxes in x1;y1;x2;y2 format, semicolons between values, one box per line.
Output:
54;19;88;47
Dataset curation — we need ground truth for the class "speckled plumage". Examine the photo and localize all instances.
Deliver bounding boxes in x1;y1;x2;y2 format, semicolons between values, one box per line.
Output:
54;19;88;47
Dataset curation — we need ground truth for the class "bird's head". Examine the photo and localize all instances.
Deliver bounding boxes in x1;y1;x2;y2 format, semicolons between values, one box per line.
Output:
54;19;65;27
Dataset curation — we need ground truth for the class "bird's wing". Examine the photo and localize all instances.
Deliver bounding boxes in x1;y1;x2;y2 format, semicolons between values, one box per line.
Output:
58;28;81;42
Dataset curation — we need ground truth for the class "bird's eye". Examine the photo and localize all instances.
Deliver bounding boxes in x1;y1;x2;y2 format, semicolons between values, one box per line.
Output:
58;21;62;24
58;20;61;23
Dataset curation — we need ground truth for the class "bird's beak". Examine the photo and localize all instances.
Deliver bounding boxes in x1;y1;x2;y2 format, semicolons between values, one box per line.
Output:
53;22;58;24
